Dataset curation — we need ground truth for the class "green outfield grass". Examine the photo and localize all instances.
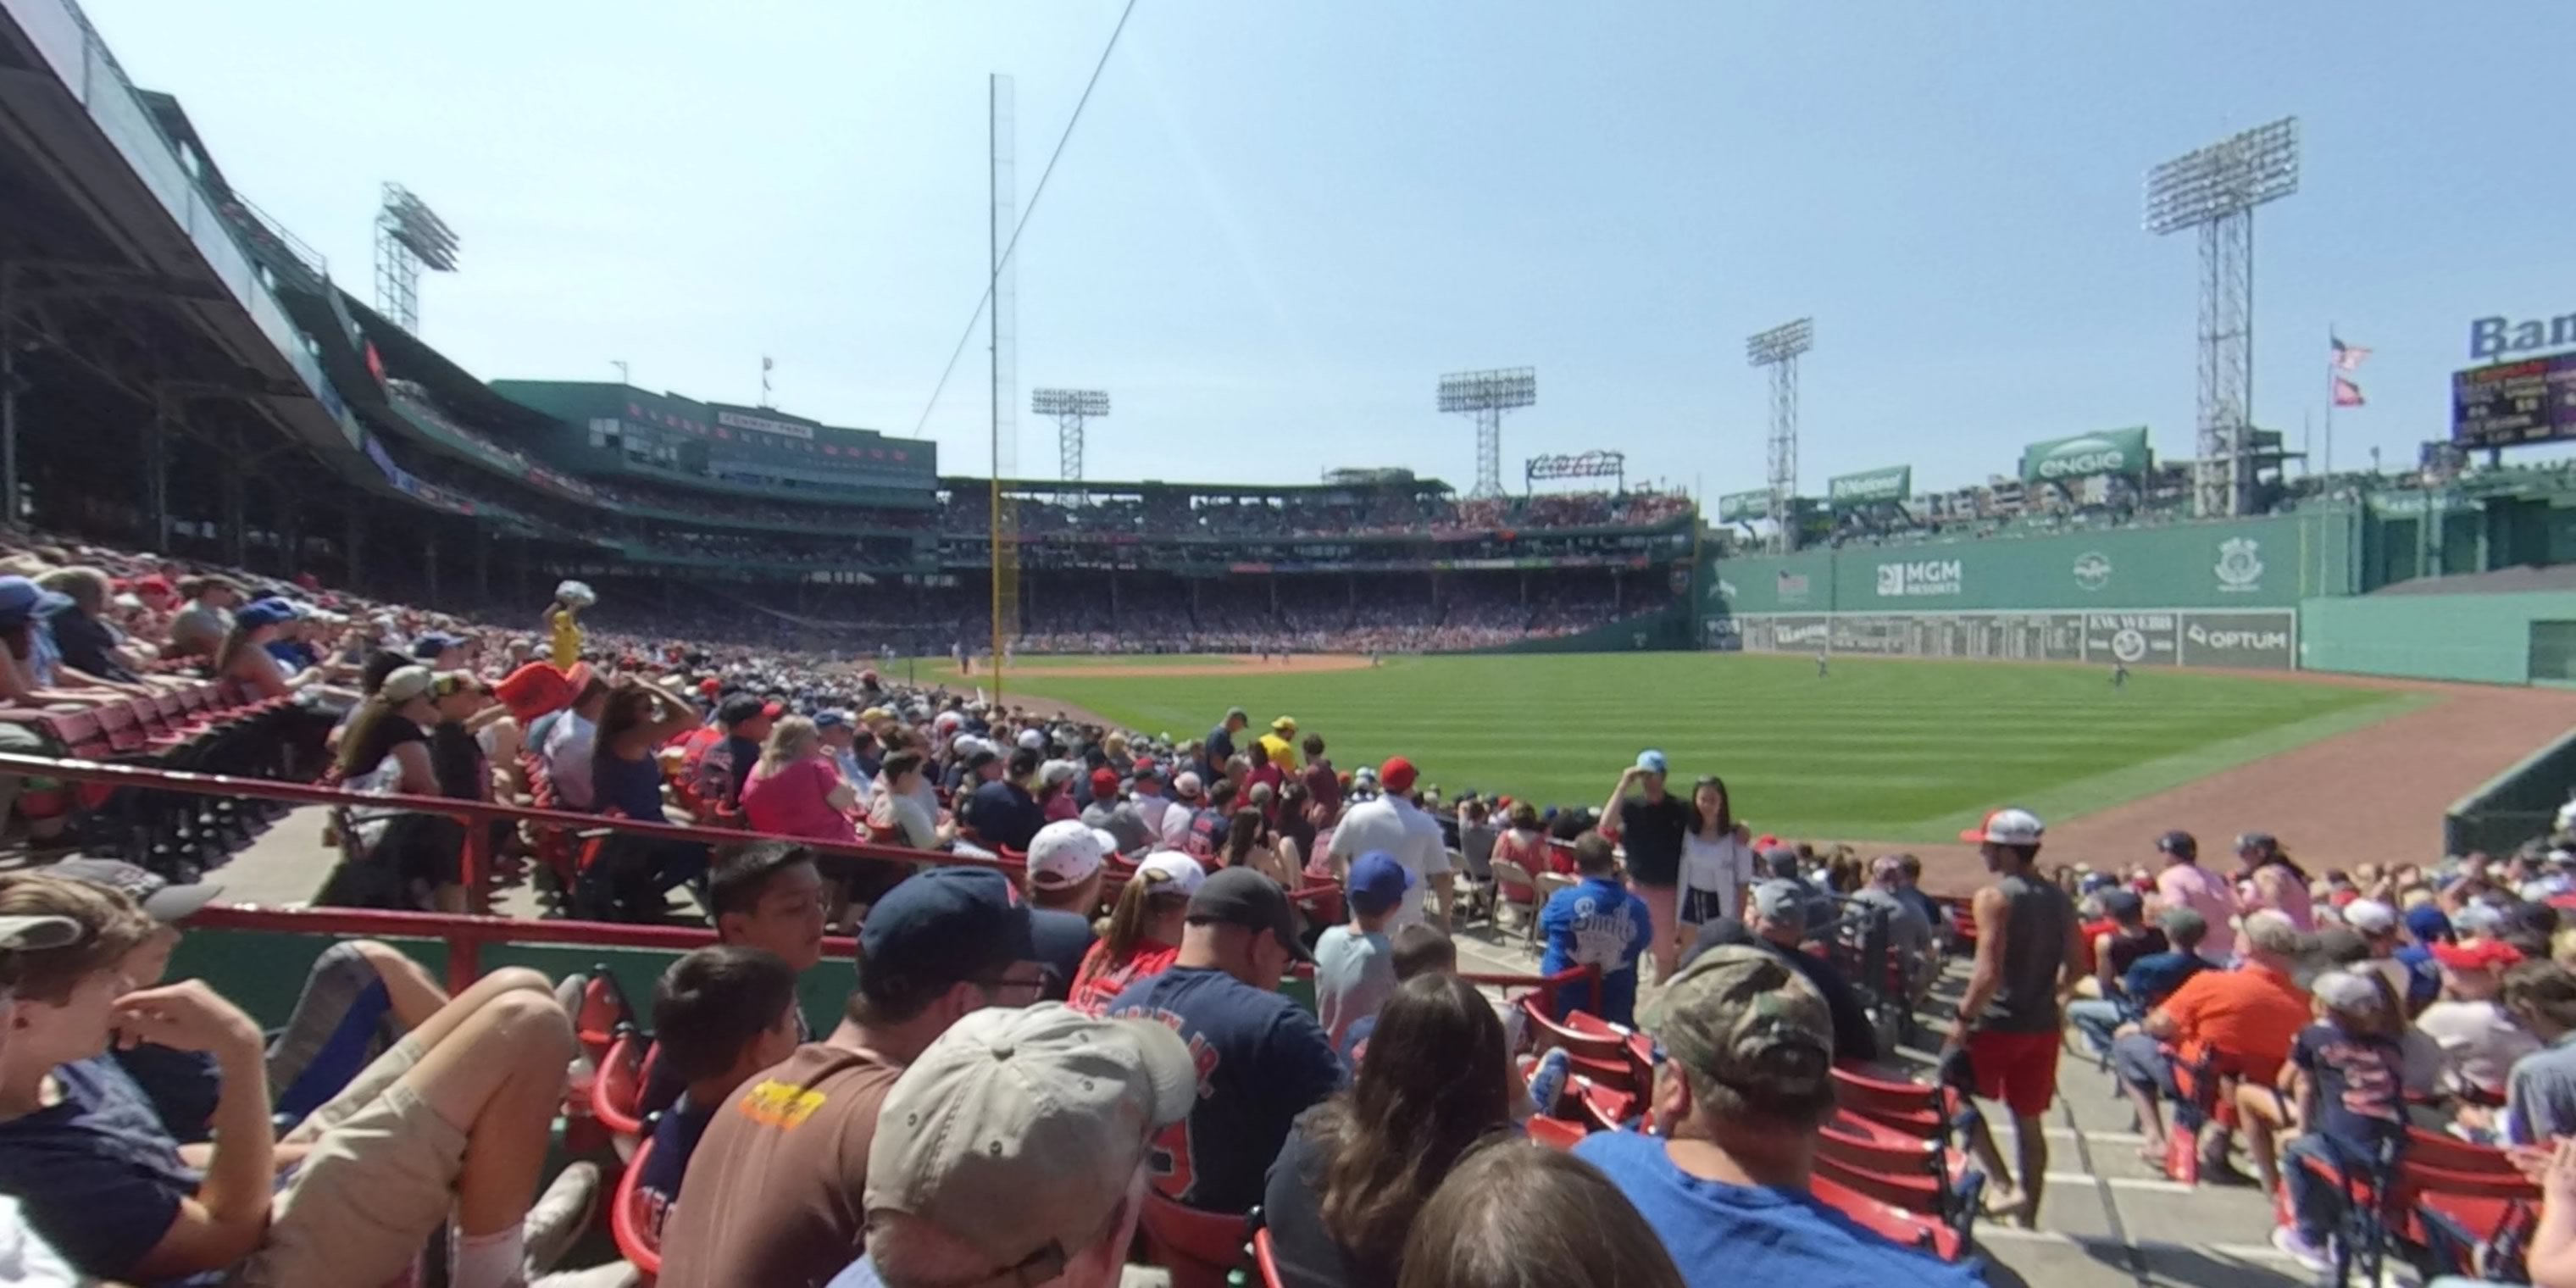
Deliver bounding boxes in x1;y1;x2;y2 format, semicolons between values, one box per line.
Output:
987;654;2426;844
909;653;1244;673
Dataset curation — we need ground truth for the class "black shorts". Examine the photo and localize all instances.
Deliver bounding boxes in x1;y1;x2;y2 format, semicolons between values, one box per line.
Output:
1625;850;1680;890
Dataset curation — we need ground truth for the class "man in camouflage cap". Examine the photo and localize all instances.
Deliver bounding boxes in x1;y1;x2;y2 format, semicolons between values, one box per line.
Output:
1571;947;1986;1284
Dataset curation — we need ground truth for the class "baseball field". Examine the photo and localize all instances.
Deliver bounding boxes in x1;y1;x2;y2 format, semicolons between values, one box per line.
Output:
922;652;2438;851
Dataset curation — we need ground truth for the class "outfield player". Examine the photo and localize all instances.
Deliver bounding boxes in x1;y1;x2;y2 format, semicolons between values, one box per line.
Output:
2112;662;2129;689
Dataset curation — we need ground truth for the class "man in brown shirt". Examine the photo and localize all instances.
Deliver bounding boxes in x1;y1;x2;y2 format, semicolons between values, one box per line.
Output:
658;866;1044;1288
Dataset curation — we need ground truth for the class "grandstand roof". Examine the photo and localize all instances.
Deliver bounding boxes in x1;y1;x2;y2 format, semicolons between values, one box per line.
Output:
946;475;1457;498
347;294;566;438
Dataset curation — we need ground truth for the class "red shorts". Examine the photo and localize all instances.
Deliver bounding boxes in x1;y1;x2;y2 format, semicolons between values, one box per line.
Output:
1966;1029;2060;1117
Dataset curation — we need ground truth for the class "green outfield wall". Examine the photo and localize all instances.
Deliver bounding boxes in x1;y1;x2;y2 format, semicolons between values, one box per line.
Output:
1708;513;2356;617
2297;591;2576;686
1456;606;1690;654
1700;513;2357;670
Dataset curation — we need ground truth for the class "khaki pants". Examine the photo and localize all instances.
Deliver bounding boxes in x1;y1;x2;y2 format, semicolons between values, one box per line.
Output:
232;1035;469;1287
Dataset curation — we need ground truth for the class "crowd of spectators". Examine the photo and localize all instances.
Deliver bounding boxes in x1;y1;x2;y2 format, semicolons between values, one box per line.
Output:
20;518;2576;1287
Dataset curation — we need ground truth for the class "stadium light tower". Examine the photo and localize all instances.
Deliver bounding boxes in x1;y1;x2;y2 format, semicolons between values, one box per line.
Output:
372;183;459;334
1745;319;1813;554
1438;368;1536;498
2145;116;2298;519
1031;388;1109;493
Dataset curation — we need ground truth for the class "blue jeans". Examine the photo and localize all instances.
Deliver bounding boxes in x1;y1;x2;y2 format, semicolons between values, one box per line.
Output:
2283;1133;2385;1244
2065;998;2129;1056
2110;1032;2176;1098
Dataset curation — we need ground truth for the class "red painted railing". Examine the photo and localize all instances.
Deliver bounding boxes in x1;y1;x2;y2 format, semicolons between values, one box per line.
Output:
0;752;1596;1008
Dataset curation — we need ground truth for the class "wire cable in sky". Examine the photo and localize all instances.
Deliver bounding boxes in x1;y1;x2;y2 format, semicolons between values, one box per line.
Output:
909;0;1141;439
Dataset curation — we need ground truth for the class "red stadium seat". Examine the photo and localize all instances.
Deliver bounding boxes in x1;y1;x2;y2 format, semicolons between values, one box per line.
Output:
1515;998;1650;1095
591;1030;651;1153
610;1135;663;1282
1527;1116;1588;1152
575;971;636;1064
1252;1226;1285;1288
1139;1193;1248;1288
1808;1172;1965;1262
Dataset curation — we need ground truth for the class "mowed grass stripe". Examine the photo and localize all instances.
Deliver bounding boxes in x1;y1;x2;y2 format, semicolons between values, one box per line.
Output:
998;654;2408;841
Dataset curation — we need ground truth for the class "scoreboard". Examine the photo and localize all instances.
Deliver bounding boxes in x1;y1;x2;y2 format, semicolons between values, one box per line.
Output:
2453;353;2576;449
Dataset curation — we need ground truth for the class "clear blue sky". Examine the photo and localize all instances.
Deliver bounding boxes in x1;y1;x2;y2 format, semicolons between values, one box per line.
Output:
79;0;2576;495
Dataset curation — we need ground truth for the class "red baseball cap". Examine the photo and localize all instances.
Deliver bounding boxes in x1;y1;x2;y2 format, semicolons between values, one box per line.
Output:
1380;757;1418;793
698;677;721;696
1091;768;1119;796
2433;940;2523;971
761;701;786;719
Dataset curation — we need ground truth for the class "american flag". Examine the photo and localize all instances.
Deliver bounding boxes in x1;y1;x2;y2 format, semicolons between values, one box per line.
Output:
2331;336;2371;371
2332;375;2366;408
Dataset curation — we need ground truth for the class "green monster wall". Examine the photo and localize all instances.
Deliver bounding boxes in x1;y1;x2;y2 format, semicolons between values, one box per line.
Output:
1708;513;2357;617
1700;513;2359;671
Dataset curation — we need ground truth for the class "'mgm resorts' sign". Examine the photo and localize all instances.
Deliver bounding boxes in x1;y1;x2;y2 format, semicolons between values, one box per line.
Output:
2020;427;2149;485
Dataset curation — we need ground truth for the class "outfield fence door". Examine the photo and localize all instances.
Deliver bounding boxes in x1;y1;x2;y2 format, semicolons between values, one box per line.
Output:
2528;621;2576;684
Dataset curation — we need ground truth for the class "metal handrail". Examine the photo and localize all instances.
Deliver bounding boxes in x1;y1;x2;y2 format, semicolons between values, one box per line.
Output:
3;752;1595;1003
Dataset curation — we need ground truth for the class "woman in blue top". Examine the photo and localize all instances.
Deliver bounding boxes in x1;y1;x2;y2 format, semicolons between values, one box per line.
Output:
578;674;706;921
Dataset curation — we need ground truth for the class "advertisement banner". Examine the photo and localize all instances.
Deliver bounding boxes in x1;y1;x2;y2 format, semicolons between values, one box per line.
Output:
2019;426;2151;485
1717;490;1773;522
1725;608;2295;670
1827;465;1912;508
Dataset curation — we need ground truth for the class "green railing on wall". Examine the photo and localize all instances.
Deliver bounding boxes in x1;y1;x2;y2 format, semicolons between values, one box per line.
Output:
2446;724;2576;857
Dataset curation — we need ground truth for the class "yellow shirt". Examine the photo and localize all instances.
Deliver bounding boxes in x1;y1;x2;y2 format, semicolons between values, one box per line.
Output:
1257;732;1297;772
549;608;583;670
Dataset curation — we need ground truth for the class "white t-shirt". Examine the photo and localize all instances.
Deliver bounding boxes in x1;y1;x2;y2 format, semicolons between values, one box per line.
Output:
542;711;599;810
2417;999;2541;1096
1133;791;1173;838
1679;831;1758;921
1330;796;1452;928
1158;801;1198;851
1314;925;1396;1049
0;1196;76;1288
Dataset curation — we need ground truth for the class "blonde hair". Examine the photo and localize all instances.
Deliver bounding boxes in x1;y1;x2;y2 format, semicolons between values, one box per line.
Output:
758;715;821;777
1080;869;1189;991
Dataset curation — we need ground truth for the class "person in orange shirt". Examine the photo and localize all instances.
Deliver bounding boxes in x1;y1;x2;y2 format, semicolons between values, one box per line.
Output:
2107;909;2311;1179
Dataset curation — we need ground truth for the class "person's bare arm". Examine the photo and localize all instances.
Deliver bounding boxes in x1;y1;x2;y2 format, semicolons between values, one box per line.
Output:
2070;918;2099;1003
2514;1138;2576;1288
119;982;275;1280
1945;886;2010;1048
1600;768;1633;838
634;676;706;743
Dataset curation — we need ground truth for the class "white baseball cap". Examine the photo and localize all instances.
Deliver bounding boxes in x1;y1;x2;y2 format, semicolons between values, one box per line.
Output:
0;915;76;952
1017;728;1046;752
1961;808;2045;847
864;1005;1196;1276
1026;819;1110;890
2341;898;2398;936
1135;851;1207;899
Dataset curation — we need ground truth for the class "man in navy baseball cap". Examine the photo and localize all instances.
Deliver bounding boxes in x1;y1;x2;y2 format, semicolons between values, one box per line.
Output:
661;863;1043;1286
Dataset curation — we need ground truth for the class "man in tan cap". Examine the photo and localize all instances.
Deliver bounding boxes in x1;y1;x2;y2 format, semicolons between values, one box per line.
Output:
835;1003;1199;1288
1572;947;1985;1286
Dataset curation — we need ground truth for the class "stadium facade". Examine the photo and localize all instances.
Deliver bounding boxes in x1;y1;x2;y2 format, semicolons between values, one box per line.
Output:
13;0;2576;680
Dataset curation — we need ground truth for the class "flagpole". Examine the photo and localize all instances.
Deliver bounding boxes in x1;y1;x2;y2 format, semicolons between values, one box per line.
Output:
2323;324;2336;476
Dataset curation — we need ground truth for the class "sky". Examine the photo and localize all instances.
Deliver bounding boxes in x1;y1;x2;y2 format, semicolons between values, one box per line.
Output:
75;0;2576;497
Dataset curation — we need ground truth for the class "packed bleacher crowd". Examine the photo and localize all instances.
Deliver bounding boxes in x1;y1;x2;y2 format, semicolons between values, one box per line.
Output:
14;525;2576;1287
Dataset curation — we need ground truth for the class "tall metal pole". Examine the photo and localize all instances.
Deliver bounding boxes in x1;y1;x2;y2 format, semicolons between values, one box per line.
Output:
0;263;16;530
